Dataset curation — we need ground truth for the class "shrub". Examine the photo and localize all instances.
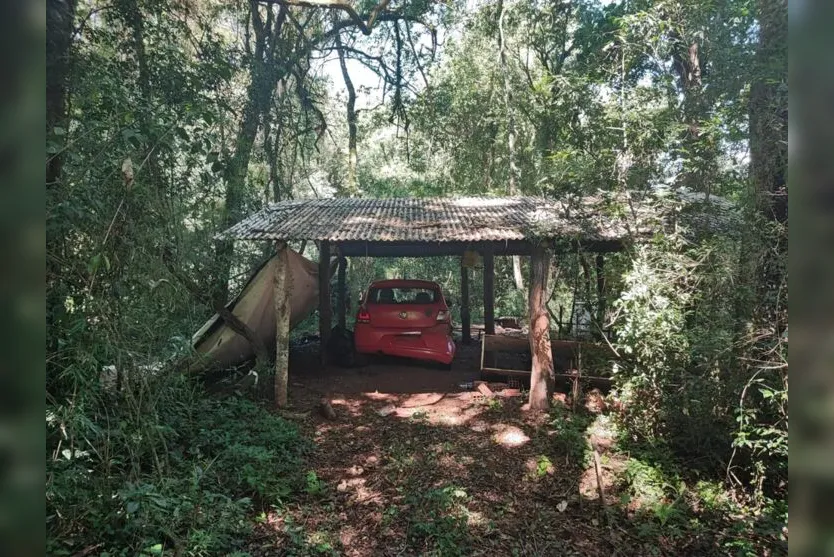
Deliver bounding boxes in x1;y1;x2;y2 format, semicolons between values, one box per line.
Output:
47;385;309;556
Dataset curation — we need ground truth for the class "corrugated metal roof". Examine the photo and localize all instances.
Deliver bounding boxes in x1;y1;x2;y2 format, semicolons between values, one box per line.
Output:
217;196;634;243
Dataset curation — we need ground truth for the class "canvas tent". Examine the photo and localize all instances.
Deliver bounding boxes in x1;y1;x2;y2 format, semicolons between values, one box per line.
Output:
189;247;334;373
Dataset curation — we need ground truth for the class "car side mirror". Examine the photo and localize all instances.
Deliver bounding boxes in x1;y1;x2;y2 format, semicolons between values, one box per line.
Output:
446;298;454;307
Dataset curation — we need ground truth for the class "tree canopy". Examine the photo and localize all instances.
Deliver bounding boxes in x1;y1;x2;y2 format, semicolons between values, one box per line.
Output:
46;0;787;554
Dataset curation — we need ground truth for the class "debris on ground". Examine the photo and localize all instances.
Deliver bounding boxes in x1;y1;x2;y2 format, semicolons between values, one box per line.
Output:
476;382;495;398
246;343;758;556
318;397;337;420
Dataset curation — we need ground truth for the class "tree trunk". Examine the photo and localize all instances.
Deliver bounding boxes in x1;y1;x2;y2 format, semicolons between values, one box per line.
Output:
46;0;78;360
671;32;716;195
746;0;787;329
497;0;525;291
46;0;77;189
528;244;554;410
336;33;359;196
749;0;788;227
274;243;291;407
214;3;288;306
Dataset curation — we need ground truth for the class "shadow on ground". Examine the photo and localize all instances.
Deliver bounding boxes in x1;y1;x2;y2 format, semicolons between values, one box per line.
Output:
245;344;785;556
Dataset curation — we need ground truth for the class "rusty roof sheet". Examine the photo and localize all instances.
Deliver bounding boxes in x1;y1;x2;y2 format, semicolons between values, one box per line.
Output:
217;191;738;244
217;196;634;243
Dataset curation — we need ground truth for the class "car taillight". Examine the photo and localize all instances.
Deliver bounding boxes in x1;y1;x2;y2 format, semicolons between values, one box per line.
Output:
436;310;450;323
357;308;370;323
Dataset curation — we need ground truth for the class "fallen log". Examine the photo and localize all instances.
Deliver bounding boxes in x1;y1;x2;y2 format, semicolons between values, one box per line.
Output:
592;449;609;524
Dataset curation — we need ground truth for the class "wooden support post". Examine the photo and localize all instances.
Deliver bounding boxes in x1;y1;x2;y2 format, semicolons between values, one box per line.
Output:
528;243;554;411
483;246;495;336
460;260;471;344
595;254;606;337
319;240;331;366
337;255;347;329
274;242;291;408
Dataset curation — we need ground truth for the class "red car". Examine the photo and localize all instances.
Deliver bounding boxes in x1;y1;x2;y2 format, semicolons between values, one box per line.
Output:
354;279;456;365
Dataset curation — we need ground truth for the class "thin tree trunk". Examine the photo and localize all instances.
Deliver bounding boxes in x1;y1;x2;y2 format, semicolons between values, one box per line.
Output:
497;0;524;290
214;3;288;305
671;33;716;195
528;244;554;410
335;33;359;196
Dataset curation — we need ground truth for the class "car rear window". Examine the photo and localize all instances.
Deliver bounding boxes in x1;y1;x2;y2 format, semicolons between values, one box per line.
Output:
367;287;440;304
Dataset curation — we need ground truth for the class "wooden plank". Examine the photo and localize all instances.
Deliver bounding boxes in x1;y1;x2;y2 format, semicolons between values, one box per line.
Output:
550;338;615;354
319;240;331;366
528;244;554;410
482;367;612;382
483;334;529;352
477;383;495;397
337;255;347;329
274;242;291;407
483;246;495;336
474;335;613;355
483;367;530;376
460;261;471;344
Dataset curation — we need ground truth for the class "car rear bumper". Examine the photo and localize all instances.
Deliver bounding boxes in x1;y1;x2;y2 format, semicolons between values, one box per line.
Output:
355;325;455;365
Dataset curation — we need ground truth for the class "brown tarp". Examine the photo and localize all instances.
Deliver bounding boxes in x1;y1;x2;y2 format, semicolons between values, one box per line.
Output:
189;248;332;373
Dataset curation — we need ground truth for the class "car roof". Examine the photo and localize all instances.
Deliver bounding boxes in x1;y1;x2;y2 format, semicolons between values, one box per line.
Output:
368;279;441;289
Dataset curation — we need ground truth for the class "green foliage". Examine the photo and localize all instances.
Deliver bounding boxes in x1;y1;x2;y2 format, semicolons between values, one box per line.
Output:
279;512;343;556
304;471;327;497
405;486;471;556
611;235;693;440
610;223;786;506
548;404;591;466
534;455;553;478
48;0;786;552
47;388;309;556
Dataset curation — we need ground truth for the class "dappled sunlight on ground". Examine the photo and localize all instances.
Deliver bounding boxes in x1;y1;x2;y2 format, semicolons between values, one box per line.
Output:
246;348;783;556
491;424;531;447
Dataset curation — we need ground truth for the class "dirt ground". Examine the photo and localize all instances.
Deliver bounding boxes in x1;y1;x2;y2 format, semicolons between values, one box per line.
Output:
288;341;484;396
245;342;718;556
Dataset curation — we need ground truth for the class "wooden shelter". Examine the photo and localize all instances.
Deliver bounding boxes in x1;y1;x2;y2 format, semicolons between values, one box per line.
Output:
216;192;735;409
